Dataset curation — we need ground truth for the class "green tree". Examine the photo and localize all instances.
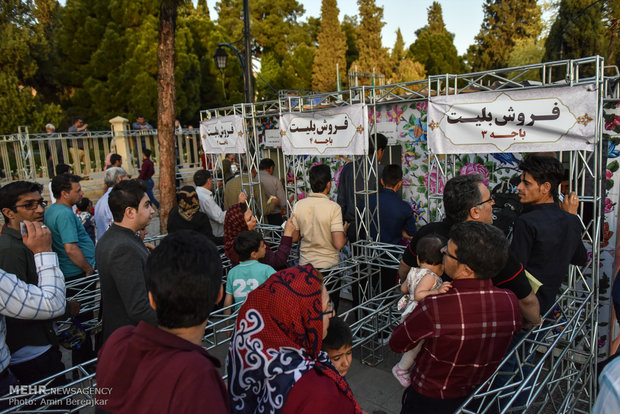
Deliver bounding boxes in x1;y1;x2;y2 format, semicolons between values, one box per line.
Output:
391;28;405;64
467;0;542;71
216;0;311;100
312;0;347;92
341;14;359;82
394;58;426;83
544;0;605;62
54;0;232;129
351;0;391;81
408;2;463;75
0;0;63;133
606;0;620;67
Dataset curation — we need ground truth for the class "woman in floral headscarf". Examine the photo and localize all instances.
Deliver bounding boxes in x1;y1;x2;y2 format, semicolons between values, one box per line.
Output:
223;203;294;269
228;264;362;414
167;186;216;244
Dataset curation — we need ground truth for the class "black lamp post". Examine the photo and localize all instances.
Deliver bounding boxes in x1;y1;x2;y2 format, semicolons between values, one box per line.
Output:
213;0;253;103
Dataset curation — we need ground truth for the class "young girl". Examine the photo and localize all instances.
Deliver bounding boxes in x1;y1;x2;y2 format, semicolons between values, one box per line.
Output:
392;235;452;387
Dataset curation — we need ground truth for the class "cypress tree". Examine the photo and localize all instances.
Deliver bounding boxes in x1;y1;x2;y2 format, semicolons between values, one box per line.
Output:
341;14;359;78
544;0;605;62
409;2;463;76
467;0;542;71
351;0;390;81
312;0;347;92
391;28;405;66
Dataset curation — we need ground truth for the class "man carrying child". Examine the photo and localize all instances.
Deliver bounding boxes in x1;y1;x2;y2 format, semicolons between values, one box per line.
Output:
393;235;451;387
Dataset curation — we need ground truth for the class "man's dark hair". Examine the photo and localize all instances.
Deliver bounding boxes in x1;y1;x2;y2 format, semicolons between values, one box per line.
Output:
449;221;509;280
443;174;484;223
51;174;81;199
54;164;71;176
309;164;331;193
108;179;147;222
416;235;445;266
322;316;352;351
110;154;122;165
76;197;91;212
73;117;83;125
145;230;222;329
368;133;388;155
259;158;275;171
518;155;564;198
193;169;212;187
233;230;264;261
143;149;152;158
136;114;144;119
0;181;44;222
381;164;403;188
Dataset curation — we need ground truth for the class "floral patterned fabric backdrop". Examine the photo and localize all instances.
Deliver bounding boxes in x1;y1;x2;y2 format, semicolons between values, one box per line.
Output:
259;100;616;357
602;101;620;357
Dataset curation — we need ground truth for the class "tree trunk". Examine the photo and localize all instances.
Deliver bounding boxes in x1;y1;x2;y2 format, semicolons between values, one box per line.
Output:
157;1;177;233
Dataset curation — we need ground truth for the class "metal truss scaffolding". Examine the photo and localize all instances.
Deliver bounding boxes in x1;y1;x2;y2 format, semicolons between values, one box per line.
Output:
2;57;612;413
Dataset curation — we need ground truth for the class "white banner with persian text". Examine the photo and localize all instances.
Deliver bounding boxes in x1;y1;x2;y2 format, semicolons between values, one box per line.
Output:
279;104;368;155
427;85;596;154
199;115;246;154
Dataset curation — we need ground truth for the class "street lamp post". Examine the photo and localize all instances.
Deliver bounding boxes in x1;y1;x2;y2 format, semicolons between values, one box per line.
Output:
213;0;253;103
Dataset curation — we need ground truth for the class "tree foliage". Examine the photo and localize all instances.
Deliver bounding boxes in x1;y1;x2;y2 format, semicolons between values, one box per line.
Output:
467;0;542;71
544;0;605;62
391;28;405;67
215;0;313;99
341;14;359;82
312;0;346;92
408;2;463;76
351;0;391;81
0;0;63;132
52;0;232;130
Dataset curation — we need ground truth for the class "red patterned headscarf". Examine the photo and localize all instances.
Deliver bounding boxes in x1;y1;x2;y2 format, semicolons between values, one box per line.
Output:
227;264;362;414
224;203;248;265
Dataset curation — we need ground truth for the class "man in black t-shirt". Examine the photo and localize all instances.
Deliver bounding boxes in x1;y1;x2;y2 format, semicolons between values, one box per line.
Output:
399;175;541;329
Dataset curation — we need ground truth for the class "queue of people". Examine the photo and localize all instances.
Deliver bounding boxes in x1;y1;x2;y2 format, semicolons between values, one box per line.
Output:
0;152;594;413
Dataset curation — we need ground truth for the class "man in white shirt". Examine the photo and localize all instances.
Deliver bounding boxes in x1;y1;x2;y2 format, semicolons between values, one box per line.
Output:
193;170;245;244
94;167;128;241
0;221;66;406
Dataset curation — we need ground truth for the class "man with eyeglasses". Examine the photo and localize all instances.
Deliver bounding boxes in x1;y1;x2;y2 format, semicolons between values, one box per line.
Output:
0;182;74;386
95;179;157;343
390;221;522;413
398;174;541;330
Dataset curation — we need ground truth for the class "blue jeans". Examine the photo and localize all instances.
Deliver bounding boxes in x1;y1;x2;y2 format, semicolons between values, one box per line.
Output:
145;179;160;209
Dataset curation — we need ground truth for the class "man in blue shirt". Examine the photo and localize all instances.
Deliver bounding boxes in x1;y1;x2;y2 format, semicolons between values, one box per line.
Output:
369;165;417;295
45;174;95;278
370;164;417;244
45;173;96;365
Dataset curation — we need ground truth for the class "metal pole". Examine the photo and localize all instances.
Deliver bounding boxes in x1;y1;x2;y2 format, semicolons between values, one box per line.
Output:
243;0;253;103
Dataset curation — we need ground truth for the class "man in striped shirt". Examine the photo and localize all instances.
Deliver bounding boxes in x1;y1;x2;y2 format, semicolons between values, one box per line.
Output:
0;221;66;407
390;221;521;414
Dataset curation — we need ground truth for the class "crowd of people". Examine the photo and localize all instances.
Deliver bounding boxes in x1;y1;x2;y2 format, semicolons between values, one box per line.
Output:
0;147;599;413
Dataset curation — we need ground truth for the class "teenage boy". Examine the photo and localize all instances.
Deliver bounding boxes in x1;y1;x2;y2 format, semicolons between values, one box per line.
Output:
224;231;276;312
322;316;353;377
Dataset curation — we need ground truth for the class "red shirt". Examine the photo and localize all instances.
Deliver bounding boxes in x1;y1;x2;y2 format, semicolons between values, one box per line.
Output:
138;158;155;180
282;369;357;414
390;278;521;399
96;321;230;414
